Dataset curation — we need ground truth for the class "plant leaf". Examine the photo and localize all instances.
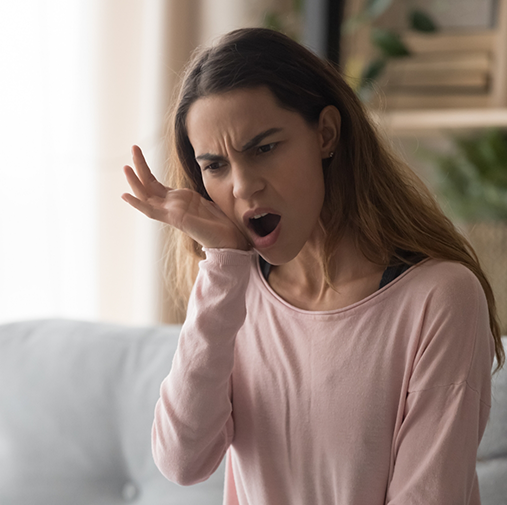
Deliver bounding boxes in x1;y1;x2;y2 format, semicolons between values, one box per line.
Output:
431;130;507;221
293;0;303;15
365;0;394;18
361;57;387;82
357;58;387;102
371;28;411;57
342;12;371;34
409;9;438;32
263;11;283;32
457;130;507;187
481;130;507;185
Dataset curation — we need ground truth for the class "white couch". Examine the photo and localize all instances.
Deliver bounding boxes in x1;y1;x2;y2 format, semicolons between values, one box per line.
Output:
0;319;505;505
0;319;225;505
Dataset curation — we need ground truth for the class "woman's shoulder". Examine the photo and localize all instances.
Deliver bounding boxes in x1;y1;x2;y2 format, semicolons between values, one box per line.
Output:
404;258;484;300
404;259;494;392
388;258;488;329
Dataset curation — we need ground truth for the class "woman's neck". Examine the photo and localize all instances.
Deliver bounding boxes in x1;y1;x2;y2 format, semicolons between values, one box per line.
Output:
267;230;386;311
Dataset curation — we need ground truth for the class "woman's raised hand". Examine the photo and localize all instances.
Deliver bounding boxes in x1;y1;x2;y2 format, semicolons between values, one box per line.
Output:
122;146;250;250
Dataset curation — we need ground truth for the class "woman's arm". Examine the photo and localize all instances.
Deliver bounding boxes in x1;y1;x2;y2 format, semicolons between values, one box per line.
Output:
386;266;495;504
152;248;253;485
122;147;253;484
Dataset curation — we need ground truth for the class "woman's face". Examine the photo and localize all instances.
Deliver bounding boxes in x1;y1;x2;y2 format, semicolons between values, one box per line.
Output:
186;87;334;265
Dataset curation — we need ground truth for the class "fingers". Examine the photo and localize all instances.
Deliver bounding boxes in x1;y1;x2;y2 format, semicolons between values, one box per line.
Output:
123;164;151;200
122;145;185;227
131;145;168;198
121;192;159;221
131;145;152;184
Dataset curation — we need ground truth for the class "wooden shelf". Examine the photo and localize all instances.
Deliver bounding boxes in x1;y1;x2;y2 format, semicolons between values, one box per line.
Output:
374;108;507;136
343;0;507;137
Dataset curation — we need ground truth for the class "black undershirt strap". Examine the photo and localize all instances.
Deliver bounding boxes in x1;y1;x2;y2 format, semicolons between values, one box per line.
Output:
379;250;426;289
259;256;272;281
378;263;411;289
259;251;425;288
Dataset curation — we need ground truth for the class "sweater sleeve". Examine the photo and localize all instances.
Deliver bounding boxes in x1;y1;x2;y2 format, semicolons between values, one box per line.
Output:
152;248;254;486
386;266;495;504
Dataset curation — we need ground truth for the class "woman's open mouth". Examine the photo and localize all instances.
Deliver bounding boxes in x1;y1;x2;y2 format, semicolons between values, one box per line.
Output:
246;212;282;249
249;213;281;237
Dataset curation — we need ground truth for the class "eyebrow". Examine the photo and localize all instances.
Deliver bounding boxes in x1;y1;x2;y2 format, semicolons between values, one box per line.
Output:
195;127;283;162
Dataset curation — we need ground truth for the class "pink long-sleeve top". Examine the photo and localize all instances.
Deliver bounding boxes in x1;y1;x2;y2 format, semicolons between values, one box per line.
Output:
152;248;495;504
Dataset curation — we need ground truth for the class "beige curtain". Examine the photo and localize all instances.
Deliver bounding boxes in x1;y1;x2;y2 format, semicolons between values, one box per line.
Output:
92;0;172;325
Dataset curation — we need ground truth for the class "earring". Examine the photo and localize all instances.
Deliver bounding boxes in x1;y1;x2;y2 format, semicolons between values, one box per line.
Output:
329;151;334;158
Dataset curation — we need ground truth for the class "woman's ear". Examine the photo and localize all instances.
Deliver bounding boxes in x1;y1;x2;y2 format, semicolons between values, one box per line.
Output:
317;105;341;158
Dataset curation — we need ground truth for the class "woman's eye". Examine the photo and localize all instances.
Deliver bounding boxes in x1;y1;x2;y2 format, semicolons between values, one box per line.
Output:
257;143;276;154
203;161;224;172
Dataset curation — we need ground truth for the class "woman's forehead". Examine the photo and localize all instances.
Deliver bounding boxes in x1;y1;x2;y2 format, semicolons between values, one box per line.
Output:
187;87;282;128
186;87;303;153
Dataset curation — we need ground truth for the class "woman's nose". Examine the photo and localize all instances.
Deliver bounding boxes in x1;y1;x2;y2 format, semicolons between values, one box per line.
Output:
231;164;265;200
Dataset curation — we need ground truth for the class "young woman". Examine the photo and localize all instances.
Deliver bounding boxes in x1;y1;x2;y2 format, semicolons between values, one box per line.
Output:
122;28;504;505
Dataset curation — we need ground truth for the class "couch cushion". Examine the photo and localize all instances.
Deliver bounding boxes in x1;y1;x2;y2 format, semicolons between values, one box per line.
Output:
0;319;225;505
477;337;507;460
476;458;507;505
476;336;507;505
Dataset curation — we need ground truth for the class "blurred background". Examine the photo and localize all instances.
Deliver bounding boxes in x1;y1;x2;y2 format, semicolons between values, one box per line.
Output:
1;0;506;331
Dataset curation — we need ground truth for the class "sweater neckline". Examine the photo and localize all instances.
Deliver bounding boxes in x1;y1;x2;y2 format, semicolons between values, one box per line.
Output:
253;255;430;316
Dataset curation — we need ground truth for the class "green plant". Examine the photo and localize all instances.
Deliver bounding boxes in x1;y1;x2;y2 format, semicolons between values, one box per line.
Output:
432;129;507;222
262;0;304;42
344;0;438;99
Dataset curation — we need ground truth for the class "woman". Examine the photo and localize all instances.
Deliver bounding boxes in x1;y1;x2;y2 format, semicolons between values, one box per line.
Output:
122;28;504;504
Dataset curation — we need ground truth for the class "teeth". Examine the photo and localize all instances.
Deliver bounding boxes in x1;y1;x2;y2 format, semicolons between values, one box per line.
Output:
251;213;268;220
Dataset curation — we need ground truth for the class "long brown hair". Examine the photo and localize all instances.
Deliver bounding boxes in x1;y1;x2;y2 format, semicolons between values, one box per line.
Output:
164;28;504;371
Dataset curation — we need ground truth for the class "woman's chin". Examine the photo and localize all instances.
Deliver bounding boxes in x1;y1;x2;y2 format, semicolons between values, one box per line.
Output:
255;244;301;267
253;224;318;266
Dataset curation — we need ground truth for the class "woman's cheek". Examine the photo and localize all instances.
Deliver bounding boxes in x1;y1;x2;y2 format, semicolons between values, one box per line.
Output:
205;182;231;215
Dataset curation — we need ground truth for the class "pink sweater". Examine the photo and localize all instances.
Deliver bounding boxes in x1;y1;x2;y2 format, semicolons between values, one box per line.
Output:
152;248;495;504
